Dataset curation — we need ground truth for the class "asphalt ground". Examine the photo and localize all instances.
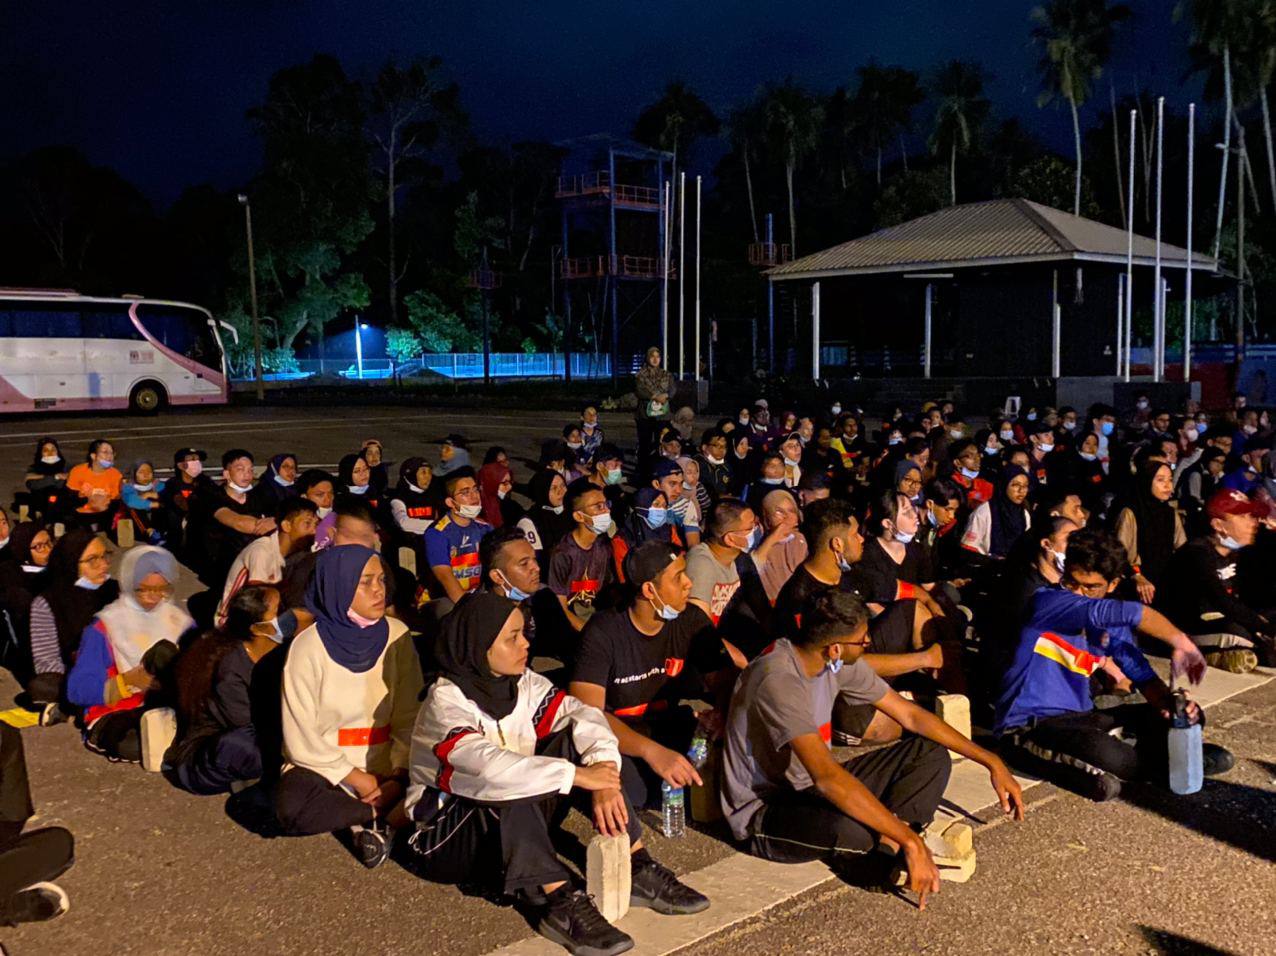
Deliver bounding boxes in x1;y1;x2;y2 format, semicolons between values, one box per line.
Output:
2;404;1274;956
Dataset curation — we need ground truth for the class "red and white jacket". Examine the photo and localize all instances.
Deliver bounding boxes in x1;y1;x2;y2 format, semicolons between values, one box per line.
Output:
406;670;620;816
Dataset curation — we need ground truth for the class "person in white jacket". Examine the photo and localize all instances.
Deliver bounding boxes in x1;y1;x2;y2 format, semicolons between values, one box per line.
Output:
275;544;422;869
405;591;708;956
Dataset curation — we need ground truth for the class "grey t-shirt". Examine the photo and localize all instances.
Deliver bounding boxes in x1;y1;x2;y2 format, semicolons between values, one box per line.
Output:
685;543;740;623
721;638;889;840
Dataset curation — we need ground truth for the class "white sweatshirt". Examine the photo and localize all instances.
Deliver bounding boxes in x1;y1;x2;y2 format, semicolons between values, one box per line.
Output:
281;618;423;786
405;670;620;818
219;532;284;624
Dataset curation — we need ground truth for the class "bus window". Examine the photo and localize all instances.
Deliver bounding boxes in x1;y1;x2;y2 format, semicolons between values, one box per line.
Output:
137;306;219;368
11;306;82;337
83;307;142;339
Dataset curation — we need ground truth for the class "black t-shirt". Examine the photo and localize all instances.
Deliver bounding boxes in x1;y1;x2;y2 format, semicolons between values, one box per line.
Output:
856;537;933;602
1155;537;1269;636
773;563;880;640
194;484;265;576
571;604;714;720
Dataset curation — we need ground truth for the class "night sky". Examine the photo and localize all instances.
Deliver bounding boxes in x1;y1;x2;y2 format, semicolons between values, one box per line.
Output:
1;1;1201;205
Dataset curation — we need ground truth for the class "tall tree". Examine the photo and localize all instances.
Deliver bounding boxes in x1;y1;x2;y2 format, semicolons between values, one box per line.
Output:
633;81;721;187
762;79;824;254
929;61;990;206
366;56;466;326
1030;0;1131;216
851;63;925;187
727;97;768;243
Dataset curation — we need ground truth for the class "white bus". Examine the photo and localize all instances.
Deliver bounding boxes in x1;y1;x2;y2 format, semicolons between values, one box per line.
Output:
0;290;238;414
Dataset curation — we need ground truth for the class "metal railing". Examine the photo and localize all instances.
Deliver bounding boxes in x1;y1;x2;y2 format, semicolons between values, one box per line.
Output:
231;353;614;383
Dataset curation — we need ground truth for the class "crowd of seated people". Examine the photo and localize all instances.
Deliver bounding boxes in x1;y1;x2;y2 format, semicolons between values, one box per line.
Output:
2;365;1273;952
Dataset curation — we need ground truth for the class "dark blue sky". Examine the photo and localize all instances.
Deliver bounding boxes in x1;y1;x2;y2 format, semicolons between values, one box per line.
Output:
1;1;1202;205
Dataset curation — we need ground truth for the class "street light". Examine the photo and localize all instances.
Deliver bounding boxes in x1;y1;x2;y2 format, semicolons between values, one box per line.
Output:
237;193;264;401
355;320;369;380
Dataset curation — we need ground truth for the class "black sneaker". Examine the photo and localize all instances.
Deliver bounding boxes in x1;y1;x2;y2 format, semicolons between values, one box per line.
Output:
1083;771;1122;802
1203;743;1235;777
351;824;390;869
630;855;710;915
2;882;69;926
38;702;67;726
1251;633;1276;668
535;888;633;956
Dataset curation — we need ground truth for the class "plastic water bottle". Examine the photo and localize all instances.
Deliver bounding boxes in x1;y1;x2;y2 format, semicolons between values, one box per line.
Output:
1168;689;1203;795
662;730;711;838
660;782;685;838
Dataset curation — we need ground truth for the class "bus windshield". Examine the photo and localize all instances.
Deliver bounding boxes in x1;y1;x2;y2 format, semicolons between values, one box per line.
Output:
135;303;223;372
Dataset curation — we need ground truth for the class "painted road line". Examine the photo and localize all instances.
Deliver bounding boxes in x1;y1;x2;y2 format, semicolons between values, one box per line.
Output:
481;668;1274;956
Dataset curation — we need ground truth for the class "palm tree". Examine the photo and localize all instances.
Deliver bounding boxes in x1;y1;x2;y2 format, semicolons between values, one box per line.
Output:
727;97;767;243
761;80;824;255
851;63;925;187
929;61;990;206
633;81;720;192
1030;0;1131;217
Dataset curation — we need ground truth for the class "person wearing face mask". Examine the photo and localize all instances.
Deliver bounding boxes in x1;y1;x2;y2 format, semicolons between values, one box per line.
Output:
0;523;53;682
274;546;422;868
612;488;679;585
424;469;493;606
694;429;733;501
916;479;965;582
571;541;727;813
1025;421;1058;492
217;498;319;626
1219;434;1271;496
723;589;1023;892
435;434;472;478
119;460;167;545
745;489;806;604
515;469;573;569
674;456;711;536
23;437;68;521
547;485;616;636
1112;461;1186;606
1086;403;1118;473
166;585;290;794
946;440;995;510
961;466;1033;562
476;460;516;530
248;453;300;515
360;439;389;498
651;458;700;548
479;527;555;659
336;453;379;516
579;404;605;462
1155;489;1275;670
158;448;212;564
25;530;121;725
684;499;756;632
65;438;123;530
385;457;442;545
192;449;276;590
297;469;338;550
584;444;629;524
743;452;788;507
67;546;194;762
1175;447;1227;534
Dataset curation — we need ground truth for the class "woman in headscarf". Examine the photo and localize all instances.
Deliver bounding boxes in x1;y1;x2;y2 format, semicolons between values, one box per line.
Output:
166;585;287;795
361;439;389;497
24;437;68;520
671;405;697;443
515;470;572;568
1113;460;1186;604
0;523;53;682
25;529;121;722
1176;446;1227;535
960;465;1032;560
67;545;193;762
611;487;675;581
404;592;705;947
386;457;442;543
119;460;167;545
674;455;708;536
274;545;421;868
336;452;379;514
477;461;515;529
248;453;299;514
1055;431;1109;519
634;345;674;464
894;460;924;508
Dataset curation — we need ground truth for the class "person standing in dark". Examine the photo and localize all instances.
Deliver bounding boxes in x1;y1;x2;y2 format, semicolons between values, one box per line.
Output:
634;346;674;464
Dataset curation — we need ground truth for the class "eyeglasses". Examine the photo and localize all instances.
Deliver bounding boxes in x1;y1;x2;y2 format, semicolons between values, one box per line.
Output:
30;540;53;551
79;552;112;567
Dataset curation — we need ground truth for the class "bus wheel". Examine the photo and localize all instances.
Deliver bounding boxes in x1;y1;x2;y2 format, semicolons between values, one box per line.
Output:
129;381;165;414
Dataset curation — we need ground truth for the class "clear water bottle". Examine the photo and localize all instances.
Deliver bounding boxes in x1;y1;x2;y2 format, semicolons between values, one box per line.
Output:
660;781;685;838
687;731;709;771
1168;689;1203;795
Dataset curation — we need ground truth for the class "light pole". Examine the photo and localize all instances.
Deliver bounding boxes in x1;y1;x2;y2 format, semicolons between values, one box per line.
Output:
355;320;368;380
237;193;264;401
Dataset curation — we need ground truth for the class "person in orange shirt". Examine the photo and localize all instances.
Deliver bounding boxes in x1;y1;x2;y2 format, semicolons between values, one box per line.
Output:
65;439;123;527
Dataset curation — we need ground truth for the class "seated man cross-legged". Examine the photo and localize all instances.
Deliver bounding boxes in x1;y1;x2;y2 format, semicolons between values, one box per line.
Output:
722;590;1024;907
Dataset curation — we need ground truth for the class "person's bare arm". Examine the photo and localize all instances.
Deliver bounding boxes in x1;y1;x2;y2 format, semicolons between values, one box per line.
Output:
431;565;466;604
215;506;270;535
863;645;941;679
1136;606;1207;684
570;681;701;786
557;595;586;632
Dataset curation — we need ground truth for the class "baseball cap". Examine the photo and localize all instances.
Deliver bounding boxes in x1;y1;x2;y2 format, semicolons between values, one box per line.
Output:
651;458;683;480
1206;488;1263;520
173;447;207;464
623;540;680;588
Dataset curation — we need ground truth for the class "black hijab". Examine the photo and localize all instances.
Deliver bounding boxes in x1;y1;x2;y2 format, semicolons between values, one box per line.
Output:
990;465;1030;558
43;527;120;662
431;592;521;719
1123;460;1178;584
525;469;573;554
28;437;66;477
0;522;50;612
305;544;390;672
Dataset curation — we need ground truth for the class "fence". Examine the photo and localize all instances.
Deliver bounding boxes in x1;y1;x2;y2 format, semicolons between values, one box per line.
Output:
231;352;614;383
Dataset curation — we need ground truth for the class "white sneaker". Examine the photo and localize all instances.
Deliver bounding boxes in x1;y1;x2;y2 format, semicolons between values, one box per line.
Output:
140;707;177;772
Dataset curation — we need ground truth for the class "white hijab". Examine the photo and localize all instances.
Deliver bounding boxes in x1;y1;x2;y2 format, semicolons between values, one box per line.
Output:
95;545;192;671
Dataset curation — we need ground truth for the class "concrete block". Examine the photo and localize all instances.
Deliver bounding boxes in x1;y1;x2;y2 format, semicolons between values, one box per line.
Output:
17;504;28;522
585;833;630;924
140;707;177;773
398;546;417;577
937;694;971;757
117;518;135;549
53;522;65;538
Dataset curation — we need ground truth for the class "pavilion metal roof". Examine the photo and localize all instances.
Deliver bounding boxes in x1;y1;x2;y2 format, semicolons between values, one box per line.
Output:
768;198;1219;280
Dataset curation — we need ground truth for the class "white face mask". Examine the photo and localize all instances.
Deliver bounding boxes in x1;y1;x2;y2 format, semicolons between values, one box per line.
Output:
893;530;916;544
949;429;964;439
1185;427;1199;443
497;489;508;500
546;504;564;515
75;575;107;590
567;441;583;451
1038;442;1054;454
831;404;842;415
96;457;114;469
1048;548;1067;572
41;455;60;465
348;484;368;495
1218;534;1243;551
134;482;154;492
316;505;333;519
182;460;204;478
1063;421;1077;431
706;454;725;466
228;480;252;494
1079;452;1098;462
274;475;294;487
458;503;483;519
999;430;1015;441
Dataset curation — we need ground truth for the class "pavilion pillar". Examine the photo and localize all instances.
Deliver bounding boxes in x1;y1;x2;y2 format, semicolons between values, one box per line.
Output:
1051;268;1061;378
923;283;933;379
811;281;821;381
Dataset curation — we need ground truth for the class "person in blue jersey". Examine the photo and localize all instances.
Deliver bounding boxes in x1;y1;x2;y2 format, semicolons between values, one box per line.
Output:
423;469;492;606
994;529;1232;802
